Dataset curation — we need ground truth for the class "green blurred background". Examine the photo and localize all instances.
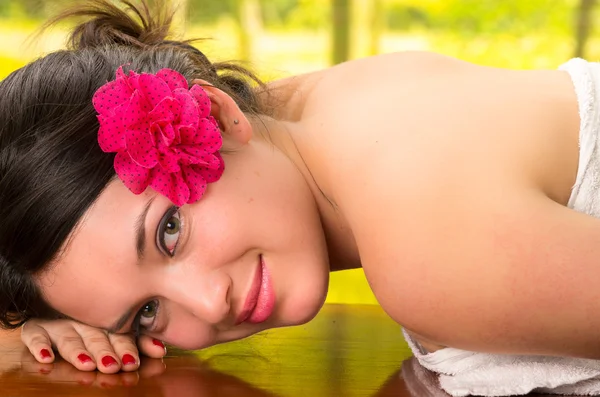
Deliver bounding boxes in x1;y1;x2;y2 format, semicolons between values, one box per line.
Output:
0;0;596;306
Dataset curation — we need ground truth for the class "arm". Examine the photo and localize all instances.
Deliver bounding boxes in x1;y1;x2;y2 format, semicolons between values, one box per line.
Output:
364;190;600;359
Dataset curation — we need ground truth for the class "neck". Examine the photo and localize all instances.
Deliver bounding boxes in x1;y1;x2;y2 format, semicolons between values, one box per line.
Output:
249;115;361;272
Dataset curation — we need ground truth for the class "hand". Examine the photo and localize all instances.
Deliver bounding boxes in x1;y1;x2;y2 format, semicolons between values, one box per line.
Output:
20;318;167;373
17;347;167;389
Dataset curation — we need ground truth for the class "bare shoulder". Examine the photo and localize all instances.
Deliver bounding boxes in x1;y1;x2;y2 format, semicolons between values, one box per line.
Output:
257;51;453;119
316;51;473;84
303;51;470;111
301;52;589;357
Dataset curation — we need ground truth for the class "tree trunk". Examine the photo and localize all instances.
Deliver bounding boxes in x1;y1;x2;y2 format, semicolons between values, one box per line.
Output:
368;0;383;56
354;0;383;57
575;0;596;58
234;0;263;62
331;0;351;65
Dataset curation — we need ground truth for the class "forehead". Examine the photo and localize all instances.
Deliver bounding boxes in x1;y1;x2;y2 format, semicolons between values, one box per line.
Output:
36;181;153;327
69;180;151;257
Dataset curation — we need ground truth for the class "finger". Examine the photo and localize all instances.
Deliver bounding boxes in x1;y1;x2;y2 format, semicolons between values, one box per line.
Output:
50;328;98;372
108;333;140;372
138;335;167;358
76;327;121;374
20;323;55;364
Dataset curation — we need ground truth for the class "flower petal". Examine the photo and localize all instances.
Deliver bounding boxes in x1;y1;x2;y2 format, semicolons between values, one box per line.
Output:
173;88;199;129
181;165;208;203
123;70;142;97
190;85;212;118
148;97;179;126
176;147;203;165
138;73;173;110
155;123;177;147
97;114;127;152
178;126;197;146
126;129;159;168
122;91;146;129
156;69;189;91
114;151;151;194
190;152;225;184
149;167;189;206
200;117;223;150
157;150;180;173
177;145;219;166
92;76;133;117
182;117;221;146
116;66;127;79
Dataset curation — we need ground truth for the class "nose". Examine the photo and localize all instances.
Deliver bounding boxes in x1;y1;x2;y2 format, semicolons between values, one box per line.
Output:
168;269;232;325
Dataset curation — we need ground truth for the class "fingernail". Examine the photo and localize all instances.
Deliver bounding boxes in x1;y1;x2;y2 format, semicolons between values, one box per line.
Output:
40;349;51;359
78;353;92;364
152;339;165;349
122;354;136;366
101;356;118;367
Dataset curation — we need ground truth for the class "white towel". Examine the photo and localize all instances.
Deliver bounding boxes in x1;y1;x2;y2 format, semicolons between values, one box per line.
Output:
400;58;600;397
403;329;600;396
561;58;600;217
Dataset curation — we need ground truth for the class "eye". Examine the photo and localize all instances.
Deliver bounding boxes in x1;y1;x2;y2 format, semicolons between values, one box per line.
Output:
157;207;182;256
134;300;159;332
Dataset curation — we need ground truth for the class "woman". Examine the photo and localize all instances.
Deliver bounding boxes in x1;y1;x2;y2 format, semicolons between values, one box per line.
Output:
2;0;593;375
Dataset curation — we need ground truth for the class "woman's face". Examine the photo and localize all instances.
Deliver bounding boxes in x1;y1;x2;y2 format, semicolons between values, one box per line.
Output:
37;134;330;349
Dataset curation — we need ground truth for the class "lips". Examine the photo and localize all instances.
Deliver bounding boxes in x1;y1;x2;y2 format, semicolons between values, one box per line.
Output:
235;256;275;325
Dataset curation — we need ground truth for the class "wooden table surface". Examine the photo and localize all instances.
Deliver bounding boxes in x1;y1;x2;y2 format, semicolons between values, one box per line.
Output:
0;304;574;397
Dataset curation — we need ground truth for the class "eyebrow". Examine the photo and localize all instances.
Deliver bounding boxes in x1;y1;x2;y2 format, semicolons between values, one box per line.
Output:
106;196;156;334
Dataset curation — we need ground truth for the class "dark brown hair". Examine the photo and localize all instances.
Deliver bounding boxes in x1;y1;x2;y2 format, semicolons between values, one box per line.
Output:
0;0;266;329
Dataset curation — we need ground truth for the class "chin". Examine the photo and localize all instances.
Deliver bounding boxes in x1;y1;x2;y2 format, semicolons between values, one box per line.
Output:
284;288;328;326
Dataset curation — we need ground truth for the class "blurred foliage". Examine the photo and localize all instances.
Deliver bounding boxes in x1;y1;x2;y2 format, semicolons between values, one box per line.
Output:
386;0;573;35
0;0;578;35
0;0;596;304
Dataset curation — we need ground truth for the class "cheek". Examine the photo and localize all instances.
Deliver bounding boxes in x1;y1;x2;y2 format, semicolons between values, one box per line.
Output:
197;150;319;250
160;307;218;349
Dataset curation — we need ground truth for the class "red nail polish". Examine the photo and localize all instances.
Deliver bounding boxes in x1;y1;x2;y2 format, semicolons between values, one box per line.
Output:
78;353;92;364
122;354;136;366
152;339;165;349
101;356;117;367
40;349;51;359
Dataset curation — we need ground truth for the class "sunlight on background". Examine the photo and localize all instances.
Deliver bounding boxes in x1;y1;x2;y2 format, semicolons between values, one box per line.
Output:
0;0;593;305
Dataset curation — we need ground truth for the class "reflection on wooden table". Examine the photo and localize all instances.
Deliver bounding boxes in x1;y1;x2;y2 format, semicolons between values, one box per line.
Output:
0;304;580;397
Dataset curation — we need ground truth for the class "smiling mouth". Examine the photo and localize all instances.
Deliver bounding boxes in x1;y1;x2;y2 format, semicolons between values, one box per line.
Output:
235;255;275;325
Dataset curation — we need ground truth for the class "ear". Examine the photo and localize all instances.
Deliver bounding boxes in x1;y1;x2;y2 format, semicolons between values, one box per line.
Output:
192;79;252;146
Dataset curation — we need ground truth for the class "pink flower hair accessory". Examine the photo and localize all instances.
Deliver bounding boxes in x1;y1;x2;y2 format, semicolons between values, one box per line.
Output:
92;66;225;206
